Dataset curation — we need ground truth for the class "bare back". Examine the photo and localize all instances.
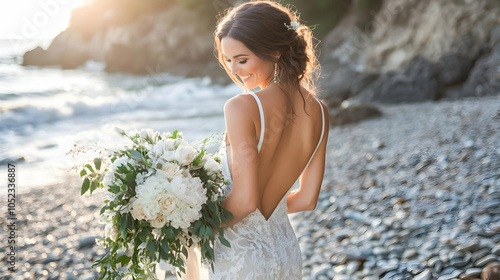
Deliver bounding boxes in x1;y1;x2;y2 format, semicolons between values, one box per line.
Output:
225;86;327;220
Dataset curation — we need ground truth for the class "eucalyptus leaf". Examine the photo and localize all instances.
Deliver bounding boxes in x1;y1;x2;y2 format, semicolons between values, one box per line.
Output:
85;163;95;173
80;169;87;177
131;150;142;160
94;157;102;171
81;178;90;195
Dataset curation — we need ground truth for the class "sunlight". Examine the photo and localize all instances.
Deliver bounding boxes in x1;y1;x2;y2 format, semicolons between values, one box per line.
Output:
0;0;87;40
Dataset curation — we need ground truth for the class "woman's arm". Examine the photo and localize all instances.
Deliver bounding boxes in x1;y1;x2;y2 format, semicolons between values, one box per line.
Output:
221;95;260;226
287;102;329;214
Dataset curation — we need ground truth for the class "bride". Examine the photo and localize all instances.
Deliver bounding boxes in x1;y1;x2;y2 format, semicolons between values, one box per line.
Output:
168;1;329;279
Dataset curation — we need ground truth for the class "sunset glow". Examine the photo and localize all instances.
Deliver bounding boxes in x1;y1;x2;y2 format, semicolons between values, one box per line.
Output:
0;0;86;39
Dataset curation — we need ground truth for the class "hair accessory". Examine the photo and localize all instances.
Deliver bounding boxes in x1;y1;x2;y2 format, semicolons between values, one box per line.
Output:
284;21;299;31
274;63;277;83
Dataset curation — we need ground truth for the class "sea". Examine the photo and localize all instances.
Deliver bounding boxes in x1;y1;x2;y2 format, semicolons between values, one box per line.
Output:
0;39;239;192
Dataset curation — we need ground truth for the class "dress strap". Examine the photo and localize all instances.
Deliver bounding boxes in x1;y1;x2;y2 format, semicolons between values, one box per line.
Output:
303;97;325;171
249;92;265;153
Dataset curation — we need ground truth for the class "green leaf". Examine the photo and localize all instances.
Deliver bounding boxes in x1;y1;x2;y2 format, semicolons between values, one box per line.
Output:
156;163;162;169
206;226;215;239
146;240;156;254
161;239;169;255
218;235;231;248
80;169;87;177
120;215;128;239
94;158;102;171
100;205;109;215
172;130;178;139
193;150;205;166
116;255;131;266
165;227;174;240
85;164;95;173
109;184;121;194
90;180;99;195
81;178;90;195
182;246;188;258
199;225;206;237
131;150;142;160
207;201;217;214
138;229;149;242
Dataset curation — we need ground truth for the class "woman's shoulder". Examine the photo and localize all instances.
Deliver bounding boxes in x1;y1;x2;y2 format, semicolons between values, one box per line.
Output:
223;93;259;118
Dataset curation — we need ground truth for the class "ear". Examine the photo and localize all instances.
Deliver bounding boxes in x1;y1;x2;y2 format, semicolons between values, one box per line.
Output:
273;51;281;61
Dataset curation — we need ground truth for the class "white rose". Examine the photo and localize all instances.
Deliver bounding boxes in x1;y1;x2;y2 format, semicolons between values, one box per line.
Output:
150;213;168;228
158;192;178;214
203;155;220;175
104;223;120;241
157;162;181;180
159;150;175;162
139;128;155;140
175;141;197;166
130;200;148;220
161;132;172;139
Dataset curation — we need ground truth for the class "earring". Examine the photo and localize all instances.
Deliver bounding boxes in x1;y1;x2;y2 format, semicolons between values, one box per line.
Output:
274;63;277;83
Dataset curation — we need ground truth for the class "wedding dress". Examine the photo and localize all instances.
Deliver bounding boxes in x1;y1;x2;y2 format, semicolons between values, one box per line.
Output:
176;92;325;280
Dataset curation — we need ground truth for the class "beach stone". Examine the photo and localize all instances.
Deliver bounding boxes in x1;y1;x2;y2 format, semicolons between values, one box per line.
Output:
492;245;500;256
77;236;96;249
476;254;500;267
473;248;492;262
402;248;418;259
437;269;462;280
414;269;432;280
461;268;483;280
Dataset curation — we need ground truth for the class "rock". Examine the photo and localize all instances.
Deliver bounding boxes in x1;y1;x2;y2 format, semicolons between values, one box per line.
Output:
437;269;462;280
362;56;440;104
312;263;332;278
78;236;96;249
402;248;418;259
461;268;483;280
491;24;500;46
322;67;360;108
436;53;473;87
458;241;480;253
492;245;500;256
476;255;500;267
456;46;500;99
414;269;432;280
481;262;500;280
329;101;382;127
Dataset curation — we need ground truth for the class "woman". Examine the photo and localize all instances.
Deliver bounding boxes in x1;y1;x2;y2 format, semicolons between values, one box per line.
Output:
180;1;329;279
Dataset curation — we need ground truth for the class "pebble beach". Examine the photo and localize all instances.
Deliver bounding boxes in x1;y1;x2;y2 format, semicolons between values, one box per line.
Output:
1;95;499;280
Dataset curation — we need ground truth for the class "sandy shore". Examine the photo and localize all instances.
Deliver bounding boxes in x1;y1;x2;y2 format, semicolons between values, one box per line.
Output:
1;95;499;280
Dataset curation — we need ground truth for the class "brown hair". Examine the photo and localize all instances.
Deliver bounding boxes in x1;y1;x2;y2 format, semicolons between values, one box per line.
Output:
215;0;320;116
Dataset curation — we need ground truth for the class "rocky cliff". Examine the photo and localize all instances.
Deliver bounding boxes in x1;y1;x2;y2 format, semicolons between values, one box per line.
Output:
320;0;500;126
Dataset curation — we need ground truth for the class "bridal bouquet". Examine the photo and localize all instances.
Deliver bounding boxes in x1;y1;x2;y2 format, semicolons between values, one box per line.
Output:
74;128;232;279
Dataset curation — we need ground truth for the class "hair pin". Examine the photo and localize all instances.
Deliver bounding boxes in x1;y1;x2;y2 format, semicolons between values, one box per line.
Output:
284;21;299;31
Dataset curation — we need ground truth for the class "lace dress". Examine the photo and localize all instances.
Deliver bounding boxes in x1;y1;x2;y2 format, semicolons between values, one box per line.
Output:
178;92;325;280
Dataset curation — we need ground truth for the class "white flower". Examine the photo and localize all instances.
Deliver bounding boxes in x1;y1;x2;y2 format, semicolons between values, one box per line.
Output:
165;175;207;229
104;223;120;241
150;213;168;228
161;132;172;139
110;156;130;172
203;155;220;175
284;21;300;31
158;192;178;214
157;162;181;180
139;128;155;140
175;140;197;166
131;175;169;221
